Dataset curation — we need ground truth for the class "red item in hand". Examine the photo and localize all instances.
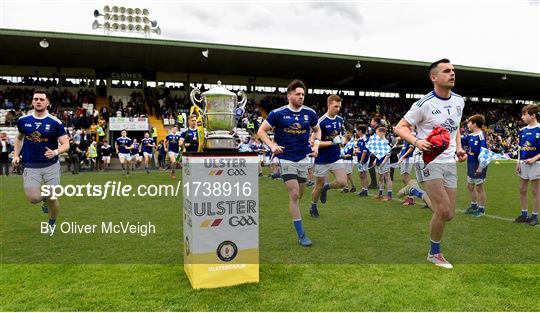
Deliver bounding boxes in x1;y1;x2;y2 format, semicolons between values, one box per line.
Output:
423;126;450;165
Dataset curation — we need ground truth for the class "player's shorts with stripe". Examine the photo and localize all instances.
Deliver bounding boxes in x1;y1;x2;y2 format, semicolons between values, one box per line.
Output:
102;156;111;162
143;152;153;158
400;158;413;175
415;161;458;188
518;161;540;180
118;153;132;161
279;156;311;181
314;159;345;177
168;151;179;159
376;162;390;174
467;176;485;185
357;162;369;173
23;162;61;188
307;156;315;169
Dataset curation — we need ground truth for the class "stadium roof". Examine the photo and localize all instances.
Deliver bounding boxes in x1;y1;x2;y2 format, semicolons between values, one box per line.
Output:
1;28;539;100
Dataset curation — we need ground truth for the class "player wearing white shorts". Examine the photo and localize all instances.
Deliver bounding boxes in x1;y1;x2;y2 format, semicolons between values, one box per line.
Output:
100;139;113;171
310;95;347;218
115;129;133;176
394;59;467;269
141;132;155;174
165;125;182;179
12;89;69;234
258;79;320;247
514;104;540;226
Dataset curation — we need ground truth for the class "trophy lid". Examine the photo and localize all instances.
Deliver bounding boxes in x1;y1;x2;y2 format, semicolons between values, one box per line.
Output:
201;81;236;97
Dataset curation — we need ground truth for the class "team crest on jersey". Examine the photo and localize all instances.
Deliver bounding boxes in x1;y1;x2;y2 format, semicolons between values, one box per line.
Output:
423;169;430;177
456;106;462;115
536;133;540;139
304;115;309;121
45;124;51;131
441;118;458;133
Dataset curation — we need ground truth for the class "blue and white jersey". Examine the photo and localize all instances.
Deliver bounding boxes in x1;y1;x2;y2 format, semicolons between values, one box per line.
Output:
166;132;183;153
141;138;154;153
180;128;198;152
399;141;414;159
315;114;344;164
130;142;140;155
519;124;540;160
17;113;66;168
239;143;253;152
356;136;369;164
462;131;488;178
265;105;318;162
341;143;354;160
404;90;465;163
116;136;133;154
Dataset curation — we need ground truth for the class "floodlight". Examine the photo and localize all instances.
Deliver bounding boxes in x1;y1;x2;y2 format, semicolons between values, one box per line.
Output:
39;38;49;48
202;49;209;58
355;61;362;69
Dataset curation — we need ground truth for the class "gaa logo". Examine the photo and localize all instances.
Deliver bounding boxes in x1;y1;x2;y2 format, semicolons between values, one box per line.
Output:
216;240;238;262
227;169;246;176
229;215;257;227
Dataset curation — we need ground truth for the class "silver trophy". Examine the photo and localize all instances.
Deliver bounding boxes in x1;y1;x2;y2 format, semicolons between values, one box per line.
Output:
190;81;247;150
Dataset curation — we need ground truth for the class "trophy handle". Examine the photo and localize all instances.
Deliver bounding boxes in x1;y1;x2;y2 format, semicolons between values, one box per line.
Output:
237;90;247;110
190;88;202;108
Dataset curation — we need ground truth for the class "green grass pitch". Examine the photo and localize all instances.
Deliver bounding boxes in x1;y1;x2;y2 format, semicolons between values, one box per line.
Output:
0;161;538;311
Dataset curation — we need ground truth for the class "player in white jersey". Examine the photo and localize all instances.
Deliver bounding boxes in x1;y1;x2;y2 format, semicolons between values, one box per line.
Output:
394;59;467;269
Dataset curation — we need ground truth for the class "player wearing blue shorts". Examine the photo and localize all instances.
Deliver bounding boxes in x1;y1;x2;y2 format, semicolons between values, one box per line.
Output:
310;95;347;218
515;104;540;226
258;79;320;247
462;114;488;217
12;89;69;234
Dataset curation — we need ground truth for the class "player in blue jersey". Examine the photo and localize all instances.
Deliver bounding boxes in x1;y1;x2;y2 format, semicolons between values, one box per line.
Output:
462;114;488;217
310;95;347;217
165;125;182;179
130;139;141;171
141;132;155;174
12;89;69;234
515;104;540;226
398;137;416;205
394;59;467;269
355;125;370;196
258;79;320;247
115;129;133;176
179;115;199;153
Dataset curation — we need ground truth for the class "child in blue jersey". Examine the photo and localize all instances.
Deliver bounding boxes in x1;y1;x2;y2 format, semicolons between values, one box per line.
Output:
355;125;370;197
310;95;347;218
115;129;134;176
515;104;540;226
340;133;356;193
12;89;70;234
371;126;393;201
165;125;182;179
462;114;488;217
257;79;320;247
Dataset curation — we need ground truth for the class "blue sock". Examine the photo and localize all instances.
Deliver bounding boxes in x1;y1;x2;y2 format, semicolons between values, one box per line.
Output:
532;212;538;221
271;172;281;179
387;190;392;198
323;183;330;191
311;202;317;210
378;189;383;196
410;187;424;198
471;202;478;209
48;219;56;226
430;239;441;255
362;188;368;192
478;206;485;213
293;219;305;238
521;210;529;218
